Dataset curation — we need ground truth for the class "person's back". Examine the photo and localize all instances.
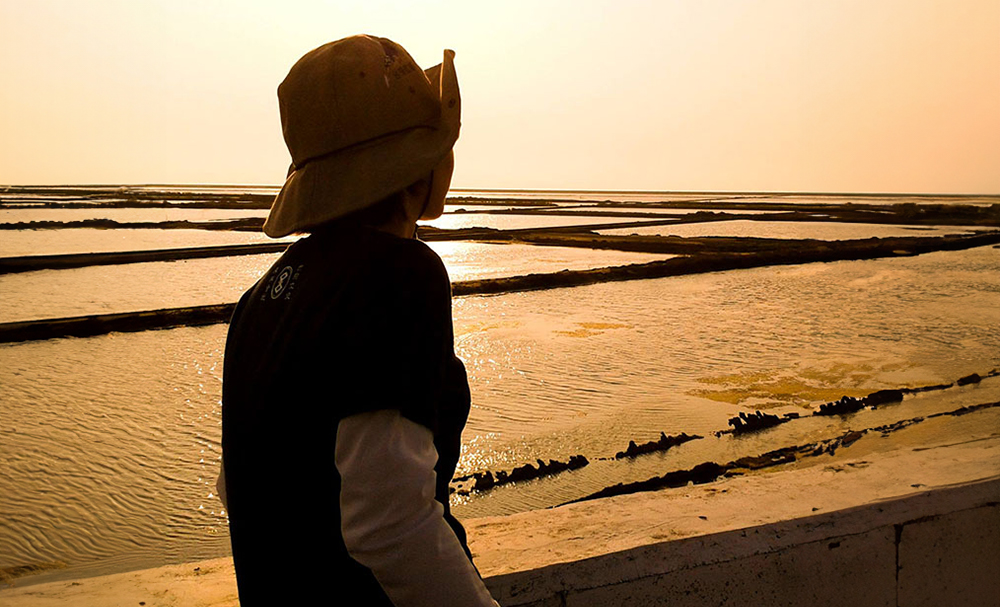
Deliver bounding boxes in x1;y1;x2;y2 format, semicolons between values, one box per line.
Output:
223;225;474;604
220;35;498;606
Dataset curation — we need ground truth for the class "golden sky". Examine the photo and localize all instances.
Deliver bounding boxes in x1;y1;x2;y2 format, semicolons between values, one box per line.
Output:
1;0;997;193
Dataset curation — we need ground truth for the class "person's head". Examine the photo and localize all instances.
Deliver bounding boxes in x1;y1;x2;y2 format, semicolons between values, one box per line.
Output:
263;35;460;238
343;149;454;233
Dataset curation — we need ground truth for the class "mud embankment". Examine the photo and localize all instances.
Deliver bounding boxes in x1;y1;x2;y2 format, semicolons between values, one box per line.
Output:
452;455;591;495
4;226;995;276
0;305;237;343
615;432;702;458
0;218;267;231
450;231;1000;295
2;231;998;342
449;373;998;497
564;399;1000;505
447;203;1000;227
0;186;274;208
0;243;290;274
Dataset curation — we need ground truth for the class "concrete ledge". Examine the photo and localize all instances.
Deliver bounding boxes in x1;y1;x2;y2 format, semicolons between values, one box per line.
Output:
483;479;1000;606
898;502;1000;607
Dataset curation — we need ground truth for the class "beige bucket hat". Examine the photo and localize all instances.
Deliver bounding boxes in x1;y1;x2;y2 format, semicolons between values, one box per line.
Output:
264;35;461;237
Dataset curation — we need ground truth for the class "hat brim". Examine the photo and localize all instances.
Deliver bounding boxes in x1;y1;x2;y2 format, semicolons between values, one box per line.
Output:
264;50;460;238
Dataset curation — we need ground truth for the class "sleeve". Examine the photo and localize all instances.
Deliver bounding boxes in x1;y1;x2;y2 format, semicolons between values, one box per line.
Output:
336;410;499;607
215;463;228;510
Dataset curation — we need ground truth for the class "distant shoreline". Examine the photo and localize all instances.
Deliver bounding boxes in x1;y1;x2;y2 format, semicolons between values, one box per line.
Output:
2;184;999;198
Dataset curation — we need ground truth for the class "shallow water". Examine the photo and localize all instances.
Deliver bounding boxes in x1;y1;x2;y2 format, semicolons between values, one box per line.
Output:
530;206;783;215
0;328;232;578
450;247;1000;512
2;246;998;581
0;214;652;257
0;243;671;323
598;220;987;240
420;213;639;231
0;208;269;224
0;205;537;223
450;190;1000;207
451;190;752;203
2;188;998;585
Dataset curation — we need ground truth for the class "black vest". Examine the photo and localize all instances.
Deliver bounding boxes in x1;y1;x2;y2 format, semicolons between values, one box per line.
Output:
222;224;473;606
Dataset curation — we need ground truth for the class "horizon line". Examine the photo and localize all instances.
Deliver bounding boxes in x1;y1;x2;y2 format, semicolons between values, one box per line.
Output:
1;183;998;198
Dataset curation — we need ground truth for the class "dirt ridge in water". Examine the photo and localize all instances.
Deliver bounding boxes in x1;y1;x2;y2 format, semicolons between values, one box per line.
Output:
561;399;1000;506
2;231;999;343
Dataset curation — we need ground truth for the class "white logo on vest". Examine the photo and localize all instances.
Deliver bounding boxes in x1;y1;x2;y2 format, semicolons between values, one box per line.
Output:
270;266;295;300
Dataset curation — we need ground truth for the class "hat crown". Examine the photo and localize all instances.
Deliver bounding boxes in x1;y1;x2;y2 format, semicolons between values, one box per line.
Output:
278;35;442;168
265;35;460;238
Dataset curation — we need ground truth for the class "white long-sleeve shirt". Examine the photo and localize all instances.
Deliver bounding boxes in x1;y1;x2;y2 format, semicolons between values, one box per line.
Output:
215;410;499;607
335;410;499;607
216;410;498;606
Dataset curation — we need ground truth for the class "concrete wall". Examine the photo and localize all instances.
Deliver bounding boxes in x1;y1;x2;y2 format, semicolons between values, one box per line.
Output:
483;479;1000;607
